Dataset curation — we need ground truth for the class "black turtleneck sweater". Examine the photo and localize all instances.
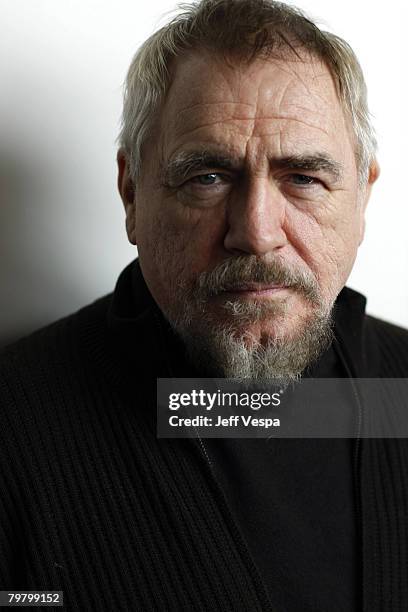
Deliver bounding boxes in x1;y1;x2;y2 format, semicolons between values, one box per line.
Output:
1;259;408;611
156;288;358;611
203;353;357;612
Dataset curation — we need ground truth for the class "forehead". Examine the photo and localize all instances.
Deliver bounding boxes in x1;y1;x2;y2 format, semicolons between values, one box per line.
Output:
157;50;354;164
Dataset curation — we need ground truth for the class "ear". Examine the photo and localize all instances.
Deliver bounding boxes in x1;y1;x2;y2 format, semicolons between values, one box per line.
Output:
358;158;380;245
117;149;137;245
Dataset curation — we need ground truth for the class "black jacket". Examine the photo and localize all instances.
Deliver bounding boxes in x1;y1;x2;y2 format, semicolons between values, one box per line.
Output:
0;259;408;611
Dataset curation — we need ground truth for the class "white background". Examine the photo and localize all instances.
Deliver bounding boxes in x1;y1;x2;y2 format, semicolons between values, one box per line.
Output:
1;0;407;344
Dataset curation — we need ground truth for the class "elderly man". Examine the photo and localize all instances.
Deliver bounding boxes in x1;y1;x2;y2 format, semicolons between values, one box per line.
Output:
1;1;408;610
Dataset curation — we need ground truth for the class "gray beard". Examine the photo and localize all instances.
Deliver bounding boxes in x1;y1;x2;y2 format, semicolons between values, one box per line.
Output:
166;256;334;384
172;304;333;384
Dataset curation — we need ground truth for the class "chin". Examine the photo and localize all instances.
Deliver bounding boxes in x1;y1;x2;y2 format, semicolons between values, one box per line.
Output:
209;295;313;340
172;301;334;382
233;314;312;347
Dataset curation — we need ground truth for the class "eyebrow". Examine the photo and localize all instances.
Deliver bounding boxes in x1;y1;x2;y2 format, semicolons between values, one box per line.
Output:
162;149;344;186
275;154;344;182
162;151;240;186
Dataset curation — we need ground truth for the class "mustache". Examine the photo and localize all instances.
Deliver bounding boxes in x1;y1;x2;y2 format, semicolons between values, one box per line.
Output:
193;256;321;303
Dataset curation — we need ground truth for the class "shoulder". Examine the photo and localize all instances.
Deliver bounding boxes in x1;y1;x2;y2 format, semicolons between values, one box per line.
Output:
0;294;114;428
363;314;408;376
336;287;408;376
364;313;408;347
0;293;113;377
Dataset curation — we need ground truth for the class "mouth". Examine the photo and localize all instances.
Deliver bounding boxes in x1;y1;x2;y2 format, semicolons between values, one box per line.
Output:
221;284;289;298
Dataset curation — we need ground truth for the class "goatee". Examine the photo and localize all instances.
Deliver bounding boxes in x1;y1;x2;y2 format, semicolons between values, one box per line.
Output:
168;256;334;383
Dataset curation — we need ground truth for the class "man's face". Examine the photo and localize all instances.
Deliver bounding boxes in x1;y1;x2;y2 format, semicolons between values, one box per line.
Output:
119;51;376;379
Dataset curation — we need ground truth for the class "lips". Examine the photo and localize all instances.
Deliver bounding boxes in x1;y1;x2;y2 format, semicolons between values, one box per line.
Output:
223;284;288;294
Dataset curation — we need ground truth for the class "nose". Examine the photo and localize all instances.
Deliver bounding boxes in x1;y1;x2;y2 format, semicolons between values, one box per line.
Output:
224;177;287;256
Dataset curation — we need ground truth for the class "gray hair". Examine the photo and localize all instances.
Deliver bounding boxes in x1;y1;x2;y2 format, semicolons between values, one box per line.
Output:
118;0;377;185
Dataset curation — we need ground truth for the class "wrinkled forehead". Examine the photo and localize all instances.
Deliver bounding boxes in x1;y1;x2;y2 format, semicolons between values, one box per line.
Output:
158;49;351;151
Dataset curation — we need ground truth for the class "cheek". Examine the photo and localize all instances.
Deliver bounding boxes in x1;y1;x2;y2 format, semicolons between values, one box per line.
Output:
136;200;225;293
138;211;190;288
284;204;361;294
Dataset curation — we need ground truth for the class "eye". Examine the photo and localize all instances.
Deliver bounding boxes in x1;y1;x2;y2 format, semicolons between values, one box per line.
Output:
177;171;232;207
191;173;223;186
289;174;318;186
